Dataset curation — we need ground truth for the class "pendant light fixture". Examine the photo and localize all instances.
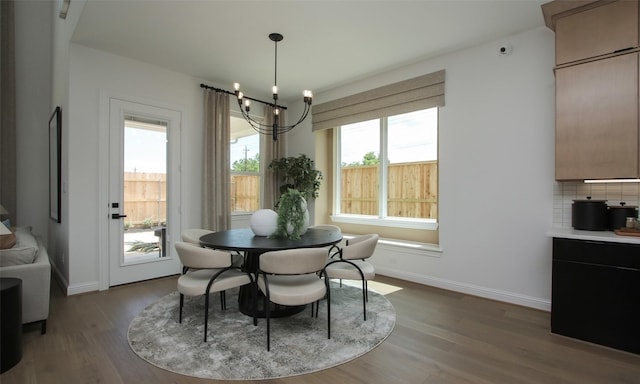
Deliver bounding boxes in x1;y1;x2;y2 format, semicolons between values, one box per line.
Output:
233;33;313;141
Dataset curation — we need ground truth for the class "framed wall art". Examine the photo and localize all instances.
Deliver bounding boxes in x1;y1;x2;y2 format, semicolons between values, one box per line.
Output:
49;106;61;223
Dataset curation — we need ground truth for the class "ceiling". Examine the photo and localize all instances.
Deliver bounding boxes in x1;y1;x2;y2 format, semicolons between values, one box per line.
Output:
71;0;548;102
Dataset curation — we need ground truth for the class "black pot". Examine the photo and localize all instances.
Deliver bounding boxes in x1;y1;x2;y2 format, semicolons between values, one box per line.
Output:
572;197;608;231
607;202;638;231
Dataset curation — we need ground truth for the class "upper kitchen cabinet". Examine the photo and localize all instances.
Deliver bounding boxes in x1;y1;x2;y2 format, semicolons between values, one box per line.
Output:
543;0;640;181
543;0;639;65
555;53;639;180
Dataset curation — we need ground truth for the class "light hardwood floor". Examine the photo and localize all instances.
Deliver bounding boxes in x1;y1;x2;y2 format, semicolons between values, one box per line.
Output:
2;275;639;384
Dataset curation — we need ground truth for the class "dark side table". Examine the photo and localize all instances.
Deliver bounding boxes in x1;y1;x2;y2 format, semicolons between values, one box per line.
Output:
1;277;23;373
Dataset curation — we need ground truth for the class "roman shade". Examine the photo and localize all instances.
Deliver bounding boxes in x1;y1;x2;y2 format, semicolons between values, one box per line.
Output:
312;70;445;132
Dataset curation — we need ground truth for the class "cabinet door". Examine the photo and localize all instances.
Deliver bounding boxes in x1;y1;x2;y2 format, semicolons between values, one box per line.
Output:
552;259;640;354
555;53;638;180
552;238;640;355
556;0;638;65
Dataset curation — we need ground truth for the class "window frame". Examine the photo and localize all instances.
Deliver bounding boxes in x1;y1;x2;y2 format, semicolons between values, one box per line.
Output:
331;109;439;231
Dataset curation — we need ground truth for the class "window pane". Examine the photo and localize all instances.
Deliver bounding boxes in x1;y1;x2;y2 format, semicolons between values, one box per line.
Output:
230;116;260;213
387;108;438;219
340;119;380;215
388;108;437;163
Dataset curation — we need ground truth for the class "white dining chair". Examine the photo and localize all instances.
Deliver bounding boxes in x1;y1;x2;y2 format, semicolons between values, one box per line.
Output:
181;228;214;245
181;228;244;267
256;247;331;351
324;233;378;321
309;224;343;258
175;241;254;342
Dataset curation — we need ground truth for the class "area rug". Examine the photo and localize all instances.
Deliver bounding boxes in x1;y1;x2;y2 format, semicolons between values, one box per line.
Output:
128;283;396;380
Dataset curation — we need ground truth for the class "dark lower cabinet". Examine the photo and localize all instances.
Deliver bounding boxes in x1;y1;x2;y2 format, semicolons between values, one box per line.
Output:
552;238;640;354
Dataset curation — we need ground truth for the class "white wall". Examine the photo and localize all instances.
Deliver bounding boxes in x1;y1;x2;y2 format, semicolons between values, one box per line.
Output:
14;0;52;239
290;26;556;310
64;44;207;292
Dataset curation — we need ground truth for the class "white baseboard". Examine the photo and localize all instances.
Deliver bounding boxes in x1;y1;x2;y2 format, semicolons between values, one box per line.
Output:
375;266;551;312
50;260;100;296
50;260;68;294
67;281;100;296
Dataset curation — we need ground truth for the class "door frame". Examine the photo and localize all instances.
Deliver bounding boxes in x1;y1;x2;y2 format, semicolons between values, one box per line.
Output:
98;92;183;290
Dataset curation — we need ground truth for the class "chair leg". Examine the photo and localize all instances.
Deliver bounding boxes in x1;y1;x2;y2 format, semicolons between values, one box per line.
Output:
40;319;47;335
179;293;184;323
362;279;367;321
264;294;271;351
326;285;331;340
204;293;210;342
220;290;225;310
364;280;369;302
253;280;258;326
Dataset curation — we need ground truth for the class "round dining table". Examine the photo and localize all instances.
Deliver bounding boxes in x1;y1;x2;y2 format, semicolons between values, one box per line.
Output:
199;227;342;317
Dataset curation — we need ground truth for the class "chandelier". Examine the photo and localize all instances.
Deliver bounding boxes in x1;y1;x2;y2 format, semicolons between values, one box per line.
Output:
233;33;313;141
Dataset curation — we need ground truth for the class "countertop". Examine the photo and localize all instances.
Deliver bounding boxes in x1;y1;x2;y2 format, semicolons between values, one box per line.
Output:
549;227;640;245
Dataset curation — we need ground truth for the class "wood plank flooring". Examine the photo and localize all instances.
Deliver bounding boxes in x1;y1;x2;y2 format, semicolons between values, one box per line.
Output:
2;275;639;384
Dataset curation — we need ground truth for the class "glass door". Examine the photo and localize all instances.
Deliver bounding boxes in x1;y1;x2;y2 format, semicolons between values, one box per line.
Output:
108;98;181;286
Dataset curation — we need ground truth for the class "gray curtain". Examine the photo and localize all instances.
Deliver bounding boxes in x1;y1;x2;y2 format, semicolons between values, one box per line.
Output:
0;0;16;223
260;106;286;210
202;90;231;230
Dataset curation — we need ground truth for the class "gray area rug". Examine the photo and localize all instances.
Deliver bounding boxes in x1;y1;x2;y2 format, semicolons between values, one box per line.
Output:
128;282;396;380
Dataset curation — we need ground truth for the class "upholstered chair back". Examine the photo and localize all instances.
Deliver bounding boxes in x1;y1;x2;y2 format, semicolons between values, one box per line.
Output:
259;247;328;275
175;241;233;269
341;234;378;261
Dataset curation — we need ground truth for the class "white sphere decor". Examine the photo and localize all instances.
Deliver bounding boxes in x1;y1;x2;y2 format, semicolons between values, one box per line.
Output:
250;209;278;236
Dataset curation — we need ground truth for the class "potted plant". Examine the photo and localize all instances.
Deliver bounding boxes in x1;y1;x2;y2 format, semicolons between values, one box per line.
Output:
268;154;322;202
271;188;309;240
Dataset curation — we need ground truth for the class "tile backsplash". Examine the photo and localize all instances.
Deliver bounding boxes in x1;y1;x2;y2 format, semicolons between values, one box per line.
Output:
553;182;640;228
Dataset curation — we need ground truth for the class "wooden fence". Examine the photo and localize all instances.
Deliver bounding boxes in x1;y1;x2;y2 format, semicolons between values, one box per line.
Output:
124;161;438;223
341;161;438;219
231;174;260;213
123;172;166;227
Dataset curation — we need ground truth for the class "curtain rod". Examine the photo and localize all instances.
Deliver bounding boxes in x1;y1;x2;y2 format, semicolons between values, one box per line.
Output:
199;83;287;110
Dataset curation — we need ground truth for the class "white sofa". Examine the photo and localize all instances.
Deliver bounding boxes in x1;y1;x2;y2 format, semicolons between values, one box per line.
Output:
0;226;51;334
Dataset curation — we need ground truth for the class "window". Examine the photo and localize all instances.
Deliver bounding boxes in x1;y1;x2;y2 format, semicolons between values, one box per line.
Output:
230;115;260;213
335;108;438;229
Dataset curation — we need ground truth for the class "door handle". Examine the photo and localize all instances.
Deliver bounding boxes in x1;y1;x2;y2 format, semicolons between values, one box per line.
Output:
111;213;127;219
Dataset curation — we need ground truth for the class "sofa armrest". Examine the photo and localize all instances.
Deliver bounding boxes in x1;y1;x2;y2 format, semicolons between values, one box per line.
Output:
0;240;51;324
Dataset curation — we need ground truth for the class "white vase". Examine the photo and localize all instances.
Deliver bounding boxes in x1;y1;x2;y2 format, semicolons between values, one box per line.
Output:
285;198;309;236
302;207;309;234
250;209;278;236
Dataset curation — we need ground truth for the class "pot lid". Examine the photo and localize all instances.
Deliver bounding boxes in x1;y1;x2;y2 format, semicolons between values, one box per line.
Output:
608;202;638;209
573;196;607;203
